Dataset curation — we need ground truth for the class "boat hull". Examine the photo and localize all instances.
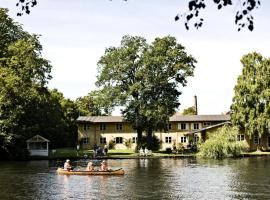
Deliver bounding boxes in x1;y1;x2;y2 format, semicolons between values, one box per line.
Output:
57;168;125;175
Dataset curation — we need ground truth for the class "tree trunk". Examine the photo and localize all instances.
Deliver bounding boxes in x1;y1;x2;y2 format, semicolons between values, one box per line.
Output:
137;128;143;145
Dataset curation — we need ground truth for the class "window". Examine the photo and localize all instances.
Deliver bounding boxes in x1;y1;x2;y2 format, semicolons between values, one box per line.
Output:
203;122;211;126
100;137;106;144
254;134;259;145
132;137;137;143
193;123;199;130
165;136;172;143
194;136;199;143
115;137;123;144
82;137;89;145
100;124;106;131
83;124;90;131
181;136;187;143
268;136;270;147
180;123;186;130
116;123;123;131
237;134;245;141
167;124;172;130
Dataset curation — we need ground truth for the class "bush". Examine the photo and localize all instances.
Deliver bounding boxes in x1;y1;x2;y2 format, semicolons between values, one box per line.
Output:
136;135;161;151
108;140;115;150
124;138;132;149
198;125;248;159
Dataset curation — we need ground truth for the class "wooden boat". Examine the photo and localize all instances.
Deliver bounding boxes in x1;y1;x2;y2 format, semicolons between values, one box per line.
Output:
57;168;125;175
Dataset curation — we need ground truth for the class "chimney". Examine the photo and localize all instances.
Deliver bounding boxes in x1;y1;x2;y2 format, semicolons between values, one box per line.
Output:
194;95;198;115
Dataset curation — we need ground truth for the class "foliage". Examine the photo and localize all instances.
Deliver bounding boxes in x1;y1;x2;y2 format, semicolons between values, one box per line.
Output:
108;140;115;149
124;138;132;149
136;135;161;151
15;1;260;31
76;90;113;116
182;106;197;115
0;9;78;159
96;35;195;145
198;125;248;159
175;0;260;31
177;143;185;153
231;52;270;138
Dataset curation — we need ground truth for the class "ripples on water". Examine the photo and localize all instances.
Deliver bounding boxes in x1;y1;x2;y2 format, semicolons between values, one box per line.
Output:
0;157;270;200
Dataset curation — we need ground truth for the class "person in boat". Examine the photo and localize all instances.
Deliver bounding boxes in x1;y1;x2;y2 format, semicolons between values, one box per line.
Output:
86;161;95;171
64;159;72;171
100;160;109;171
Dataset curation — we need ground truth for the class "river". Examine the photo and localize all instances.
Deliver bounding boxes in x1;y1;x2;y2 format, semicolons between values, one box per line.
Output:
0;157;270;200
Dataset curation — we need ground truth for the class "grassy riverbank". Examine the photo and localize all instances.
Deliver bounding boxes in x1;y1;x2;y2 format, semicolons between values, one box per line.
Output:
42;148;270;160
48;148;196;159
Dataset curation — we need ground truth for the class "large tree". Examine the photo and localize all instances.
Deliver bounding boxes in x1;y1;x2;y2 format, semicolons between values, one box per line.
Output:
231;52;270;138
0;9;78;159
96;35;196;145
15;0;260;31
0;8;52;158
76;90;113;116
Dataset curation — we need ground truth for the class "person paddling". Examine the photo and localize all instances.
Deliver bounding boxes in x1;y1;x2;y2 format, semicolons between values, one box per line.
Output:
64;159;72;171
86;161;95;171
100;160;108;171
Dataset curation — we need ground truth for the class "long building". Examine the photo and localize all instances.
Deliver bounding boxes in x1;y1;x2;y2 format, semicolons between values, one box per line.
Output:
76;114;230;150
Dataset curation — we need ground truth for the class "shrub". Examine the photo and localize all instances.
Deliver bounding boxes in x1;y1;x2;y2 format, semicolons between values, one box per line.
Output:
136;135;161;151
108;140;115;150
198;125;248;159
124;138;132;149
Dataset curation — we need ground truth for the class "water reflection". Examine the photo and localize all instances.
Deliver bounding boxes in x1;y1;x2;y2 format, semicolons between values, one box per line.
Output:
0;158;270;199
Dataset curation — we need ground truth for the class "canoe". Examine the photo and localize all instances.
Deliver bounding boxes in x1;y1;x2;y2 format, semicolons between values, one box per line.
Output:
57;168;125;175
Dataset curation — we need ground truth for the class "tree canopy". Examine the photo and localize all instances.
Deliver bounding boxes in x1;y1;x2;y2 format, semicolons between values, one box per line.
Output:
96;35;196;144
14;0;260;31
175;0;260;31
76;90;112;116
182;106;197;115
0;8;78;159
231;52;270;138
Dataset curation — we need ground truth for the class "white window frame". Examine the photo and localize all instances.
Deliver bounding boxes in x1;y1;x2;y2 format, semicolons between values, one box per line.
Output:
83;124;90;131
254;135;259;145
116;123;123;131
100;124;106;131
165;136;172;143
115;137;123;144
100;137;107;144
193;123;199;130
180;123;187;130
82;137;89;145
180;136;187;143
237;134;245;141
132;137;137;143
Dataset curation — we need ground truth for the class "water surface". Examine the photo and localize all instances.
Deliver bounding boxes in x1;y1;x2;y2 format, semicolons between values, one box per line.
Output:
0;157;270;199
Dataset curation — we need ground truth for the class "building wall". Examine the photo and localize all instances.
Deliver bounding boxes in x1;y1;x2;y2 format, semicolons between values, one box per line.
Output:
77;121;217;150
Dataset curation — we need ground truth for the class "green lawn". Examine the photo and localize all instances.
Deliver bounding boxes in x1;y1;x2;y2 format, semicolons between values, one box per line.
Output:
48;148;197;158
107;149;137;157
49;148;93;158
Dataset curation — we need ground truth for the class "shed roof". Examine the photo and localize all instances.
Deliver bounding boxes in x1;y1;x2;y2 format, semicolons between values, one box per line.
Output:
77;114;230;123
26;135;50;143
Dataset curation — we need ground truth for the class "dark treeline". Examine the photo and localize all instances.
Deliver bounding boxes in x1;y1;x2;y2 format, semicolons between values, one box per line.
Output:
0;8;81;159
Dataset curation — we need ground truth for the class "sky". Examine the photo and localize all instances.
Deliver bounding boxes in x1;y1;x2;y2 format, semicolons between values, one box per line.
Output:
1;0;270;115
